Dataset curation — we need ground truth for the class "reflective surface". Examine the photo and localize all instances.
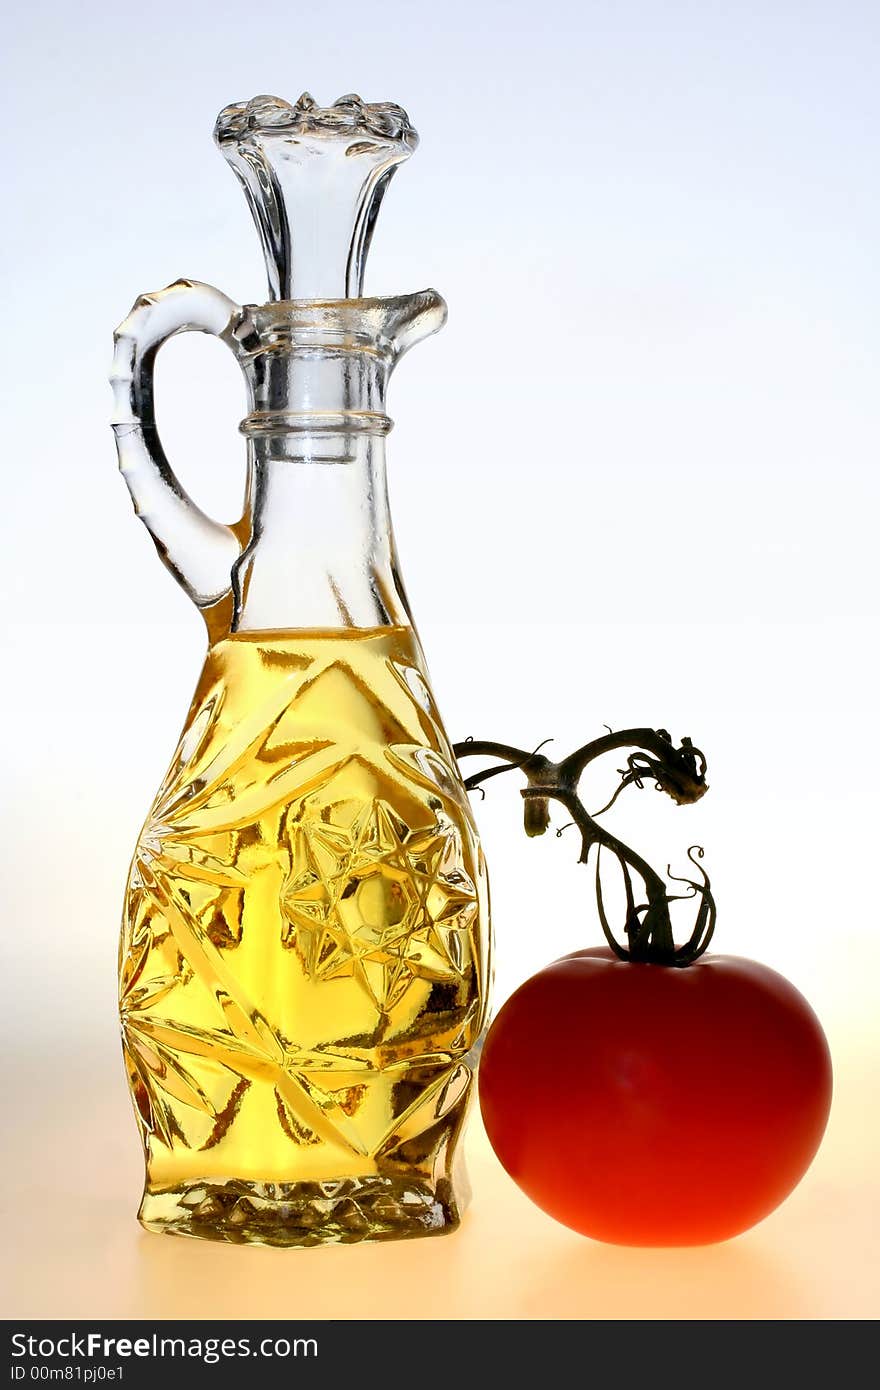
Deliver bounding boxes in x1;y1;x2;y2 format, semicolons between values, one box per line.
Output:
3;1040;876;1319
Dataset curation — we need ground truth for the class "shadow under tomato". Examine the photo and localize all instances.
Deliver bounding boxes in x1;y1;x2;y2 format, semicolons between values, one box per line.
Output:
514;1230;814;1321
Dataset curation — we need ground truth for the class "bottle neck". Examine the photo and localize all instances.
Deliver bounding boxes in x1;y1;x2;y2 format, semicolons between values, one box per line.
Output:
232;430;410;634
240;336;393;440
223;296;445;636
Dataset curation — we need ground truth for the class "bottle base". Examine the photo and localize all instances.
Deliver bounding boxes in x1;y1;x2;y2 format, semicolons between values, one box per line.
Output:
138;1175;463;1248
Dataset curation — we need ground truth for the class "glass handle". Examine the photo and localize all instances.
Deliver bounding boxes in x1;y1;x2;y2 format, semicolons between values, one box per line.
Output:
110;278;246;610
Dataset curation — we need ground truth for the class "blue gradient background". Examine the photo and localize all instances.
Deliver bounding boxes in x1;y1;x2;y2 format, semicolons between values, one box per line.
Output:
2;0;878;1318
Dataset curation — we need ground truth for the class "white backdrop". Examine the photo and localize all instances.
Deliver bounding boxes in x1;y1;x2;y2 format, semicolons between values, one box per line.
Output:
2;0;878;1319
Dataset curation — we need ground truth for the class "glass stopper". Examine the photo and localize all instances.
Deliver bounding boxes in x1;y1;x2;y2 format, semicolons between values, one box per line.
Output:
214;92;419;302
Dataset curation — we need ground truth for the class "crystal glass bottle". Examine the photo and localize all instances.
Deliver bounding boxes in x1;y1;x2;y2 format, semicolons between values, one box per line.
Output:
111;93;490;1247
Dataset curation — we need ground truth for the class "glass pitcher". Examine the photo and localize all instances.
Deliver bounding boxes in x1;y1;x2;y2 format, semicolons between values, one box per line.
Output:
110;93;490;1248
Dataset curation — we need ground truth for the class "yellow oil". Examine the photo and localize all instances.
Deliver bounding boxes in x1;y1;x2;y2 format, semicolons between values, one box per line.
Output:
119;626;489;1246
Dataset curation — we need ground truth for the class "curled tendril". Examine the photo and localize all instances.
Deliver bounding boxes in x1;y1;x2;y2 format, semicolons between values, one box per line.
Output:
453;728;715;967
590;736;707;817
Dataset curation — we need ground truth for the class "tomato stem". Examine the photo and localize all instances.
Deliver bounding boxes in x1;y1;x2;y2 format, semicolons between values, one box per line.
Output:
454;729;715;967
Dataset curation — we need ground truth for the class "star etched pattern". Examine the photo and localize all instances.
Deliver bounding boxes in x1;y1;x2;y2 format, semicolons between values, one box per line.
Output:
281;800;478;1012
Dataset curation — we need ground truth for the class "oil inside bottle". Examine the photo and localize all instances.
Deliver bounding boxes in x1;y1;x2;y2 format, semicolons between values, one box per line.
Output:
121;627;488;1246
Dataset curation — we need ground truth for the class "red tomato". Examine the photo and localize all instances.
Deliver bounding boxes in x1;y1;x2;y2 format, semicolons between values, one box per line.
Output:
479;947;832;1246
